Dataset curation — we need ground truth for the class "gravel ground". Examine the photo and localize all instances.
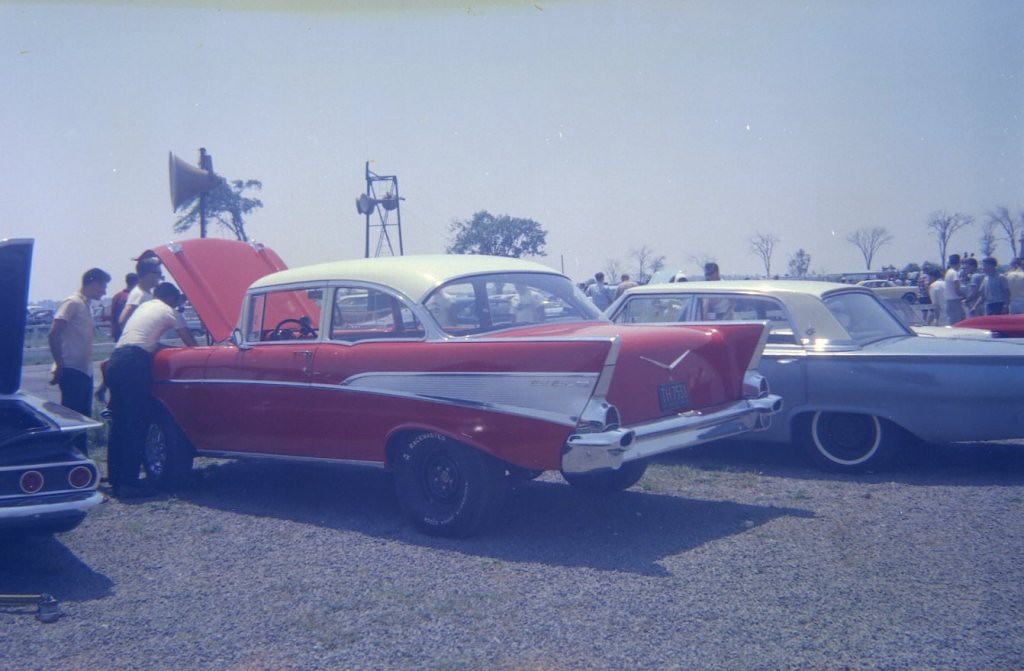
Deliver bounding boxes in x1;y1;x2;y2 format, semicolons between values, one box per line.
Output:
4;368;1024;670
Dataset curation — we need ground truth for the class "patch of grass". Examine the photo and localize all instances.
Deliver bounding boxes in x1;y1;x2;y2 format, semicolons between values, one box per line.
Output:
147;497;177;512
199;523;223;534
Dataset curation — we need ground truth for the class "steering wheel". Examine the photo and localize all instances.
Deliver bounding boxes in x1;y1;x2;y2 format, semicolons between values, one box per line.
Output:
270;317;317;340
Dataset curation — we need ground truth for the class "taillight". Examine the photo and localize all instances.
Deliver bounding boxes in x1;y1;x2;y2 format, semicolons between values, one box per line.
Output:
743;371;770;398
68;466;94;489
20;471;44;494
575;400;621;433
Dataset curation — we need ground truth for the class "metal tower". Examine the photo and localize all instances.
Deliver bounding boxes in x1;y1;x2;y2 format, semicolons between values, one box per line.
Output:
355;161;404;257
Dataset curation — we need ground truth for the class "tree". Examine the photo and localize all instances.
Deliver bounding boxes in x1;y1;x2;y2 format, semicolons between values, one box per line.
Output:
629;245;665;284
847;227;893;270
749;232;779;277
788;248;811;278
446;211;547;257
979;219;998;258
986;206;1022;259
926;211;973;266
603;258;623;282
174;179;264;242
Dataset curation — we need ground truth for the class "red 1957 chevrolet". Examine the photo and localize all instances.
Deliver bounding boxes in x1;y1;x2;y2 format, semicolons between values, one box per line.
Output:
140;239;780;536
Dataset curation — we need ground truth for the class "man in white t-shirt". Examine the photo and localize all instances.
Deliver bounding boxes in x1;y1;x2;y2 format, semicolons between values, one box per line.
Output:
106;282;196;497
943;254;965;325
48;267;111;454
117;257;163;336
927;270;946;325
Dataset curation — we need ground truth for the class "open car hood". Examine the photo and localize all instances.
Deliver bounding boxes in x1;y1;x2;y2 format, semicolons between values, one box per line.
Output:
0;239;32;394
146;239;288;342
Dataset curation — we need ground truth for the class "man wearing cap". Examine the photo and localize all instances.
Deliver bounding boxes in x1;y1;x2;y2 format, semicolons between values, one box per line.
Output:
48;267;111;455
118;257;163;332
106;281;197;497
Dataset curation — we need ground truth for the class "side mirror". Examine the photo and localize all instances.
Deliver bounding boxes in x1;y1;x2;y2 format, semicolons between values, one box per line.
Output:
231;328;252;351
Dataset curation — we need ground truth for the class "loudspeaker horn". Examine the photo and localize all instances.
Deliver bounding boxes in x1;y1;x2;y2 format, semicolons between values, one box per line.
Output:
169;152;221;211
355;193;402;215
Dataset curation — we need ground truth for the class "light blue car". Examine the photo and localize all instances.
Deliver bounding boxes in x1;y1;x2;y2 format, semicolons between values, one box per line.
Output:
607;280;1024;473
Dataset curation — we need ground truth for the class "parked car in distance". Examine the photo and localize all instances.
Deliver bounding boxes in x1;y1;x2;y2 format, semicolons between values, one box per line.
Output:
856;279;918;303
138;239;780;537
1;239;102;537
25;305;54;326
955;314;1024;338
607;280;1024;473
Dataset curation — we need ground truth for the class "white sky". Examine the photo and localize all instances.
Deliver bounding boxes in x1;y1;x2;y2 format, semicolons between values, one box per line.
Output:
4;0;1023;301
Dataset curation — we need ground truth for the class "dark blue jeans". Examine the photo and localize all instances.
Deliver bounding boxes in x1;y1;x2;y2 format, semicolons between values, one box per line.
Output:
106;346;153;488
59;367;93;455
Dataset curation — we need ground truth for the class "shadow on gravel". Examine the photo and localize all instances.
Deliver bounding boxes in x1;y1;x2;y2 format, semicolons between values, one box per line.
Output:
0;535;113;603
172;459;813;576
662;437;1024;486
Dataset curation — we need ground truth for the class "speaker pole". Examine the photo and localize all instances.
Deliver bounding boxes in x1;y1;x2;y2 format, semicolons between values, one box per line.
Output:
198;148;214;239
357;161;405;258
364;161;371;258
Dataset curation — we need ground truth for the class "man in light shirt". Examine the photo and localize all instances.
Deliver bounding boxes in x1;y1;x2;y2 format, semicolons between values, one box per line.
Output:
48;267;111;455
1006;258;1024;315
106;282;196;497
944;254;965;325
117;257;163;334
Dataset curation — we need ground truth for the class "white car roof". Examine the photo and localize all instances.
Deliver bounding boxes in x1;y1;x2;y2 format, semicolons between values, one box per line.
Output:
250;254;563;302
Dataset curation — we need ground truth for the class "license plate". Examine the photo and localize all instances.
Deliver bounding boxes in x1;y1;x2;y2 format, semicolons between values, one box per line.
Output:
658;381;690;412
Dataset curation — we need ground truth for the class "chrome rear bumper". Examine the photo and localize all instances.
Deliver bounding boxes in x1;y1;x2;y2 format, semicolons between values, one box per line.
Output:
561;394;782;475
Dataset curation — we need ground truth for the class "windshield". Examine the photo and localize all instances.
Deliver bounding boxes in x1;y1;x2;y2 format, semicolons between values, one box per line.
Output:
424;272;603;335
823;291;913;345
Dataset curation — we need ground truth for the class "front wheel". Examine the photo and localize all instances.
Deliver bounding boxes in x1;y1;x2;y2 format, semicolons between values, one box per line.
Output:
902;292;917;304
802;411;897;473
393;433;509;538
143;413;194;491
562;459;649;495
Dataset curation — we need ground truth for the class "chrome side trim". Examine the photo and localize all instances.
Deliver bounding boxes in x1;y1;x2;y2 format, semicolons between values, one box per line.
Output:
196;450;385;469
561;393;783;474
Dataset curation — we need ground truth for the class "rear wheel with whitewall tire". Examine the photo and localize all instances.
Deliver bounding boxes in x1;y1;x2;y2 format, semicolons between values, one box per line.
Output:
392;433;509;538
802;411;897;473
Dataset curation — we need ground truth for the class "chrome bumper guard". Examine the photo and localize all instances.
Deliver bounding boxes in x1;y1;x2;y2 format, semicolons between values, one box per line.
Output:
561;394;782;475
0;491;104;520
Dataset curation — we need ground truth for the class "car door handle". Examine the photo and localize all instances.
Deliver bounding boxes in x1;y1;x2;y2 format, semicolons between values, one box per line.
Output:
293;350;313;374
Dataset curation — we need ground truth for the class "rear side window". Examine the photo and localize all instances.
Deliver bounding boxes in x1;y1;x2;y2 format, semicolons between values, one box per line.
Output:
611;295;693;323
331;287;423;342
695;295;797;345
425;272;599;335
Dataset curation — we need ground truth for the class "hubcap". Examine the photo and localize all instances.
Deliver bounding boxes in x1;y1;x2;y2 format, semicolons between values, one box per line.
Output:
145;425;167;477
422;451;460;504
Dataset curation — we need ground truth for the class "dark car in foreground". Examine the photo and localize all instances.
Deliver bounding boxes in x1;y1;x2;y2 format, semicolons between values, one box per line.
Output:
0;238;102;537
